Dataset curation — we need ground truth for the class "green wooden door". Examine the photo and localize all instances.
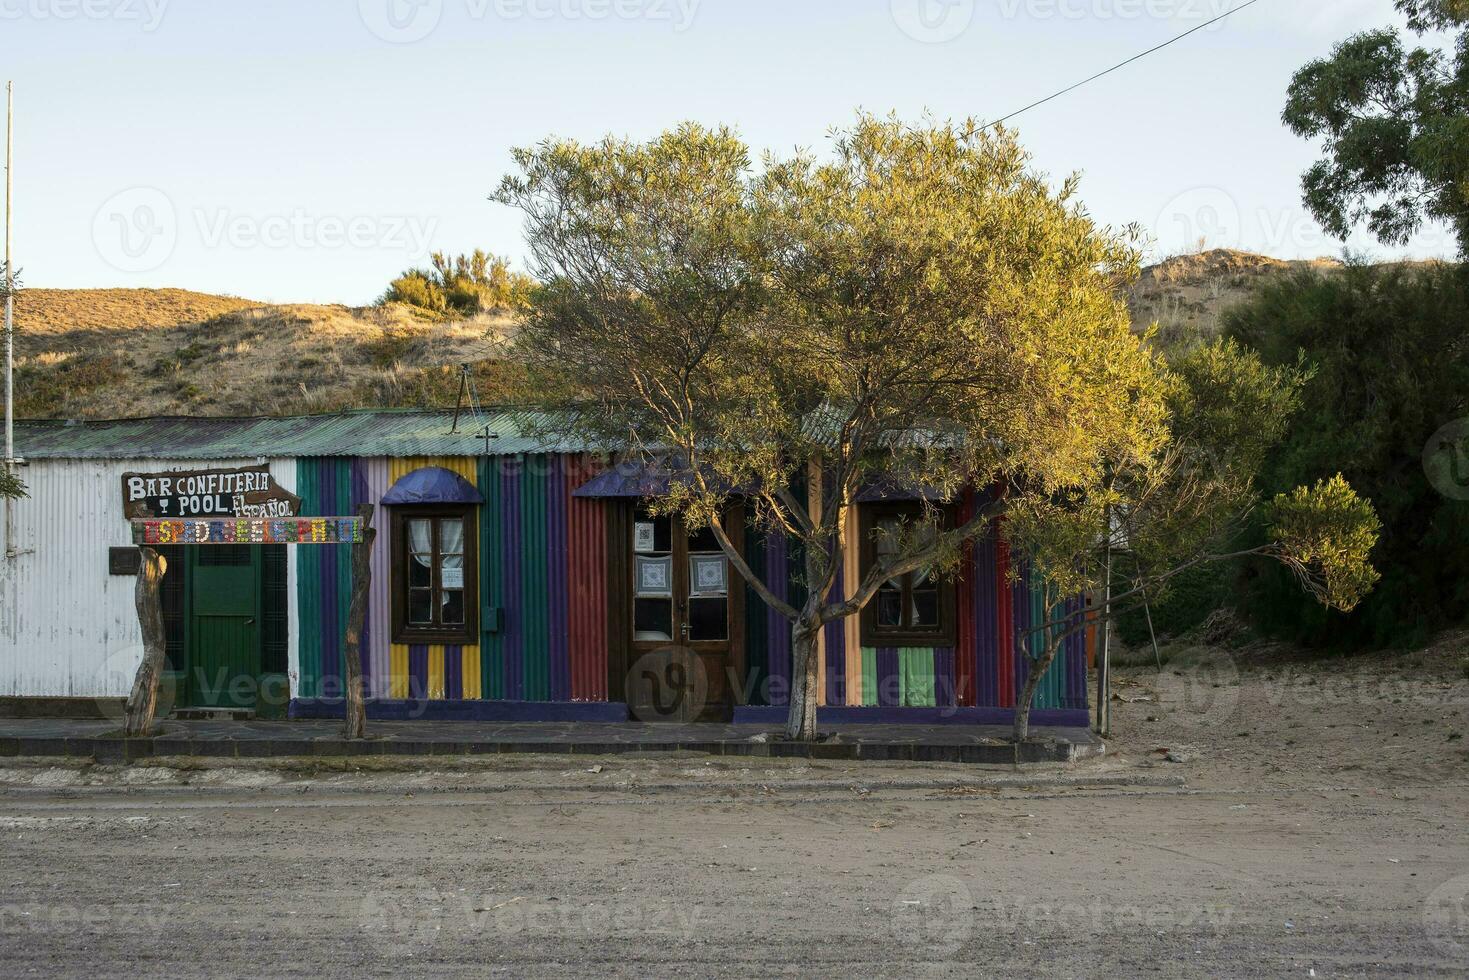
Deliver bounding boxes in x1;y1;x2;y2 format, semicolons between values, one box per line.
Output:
185;546;262;709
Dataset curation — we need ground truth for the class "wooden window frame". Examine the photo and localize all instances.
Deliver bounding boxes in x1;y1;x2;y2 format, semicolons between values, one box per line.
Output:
858;502;956;648
390;505;478;645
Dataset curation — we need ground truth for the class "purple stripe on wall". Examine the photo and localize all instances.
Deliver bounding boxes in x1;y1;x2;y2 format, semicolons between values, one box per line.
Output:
547;455;570;702
765;530;790;706
876;647;899;707
320;460;341;694
363;459;392;700
443;644;462;701
1013;560;1029;698
501;458;523;701
408;644;428;700
824;557;845;706
934;647;955;707
350;459;371;692
975;532;997;707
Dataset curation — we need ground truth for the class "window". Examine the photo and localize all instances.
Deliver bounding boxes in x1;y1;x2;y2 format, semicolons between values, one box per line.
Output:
630;503;731;645
391;507;478;644
859;504;955;647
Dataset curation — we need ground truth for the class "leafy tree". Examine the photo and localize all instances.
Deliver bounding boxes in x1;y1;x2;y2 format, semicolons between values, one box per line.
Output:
1283;0;1469;254
380;250;535;316
1224;261;1469;648
495;117;1381;740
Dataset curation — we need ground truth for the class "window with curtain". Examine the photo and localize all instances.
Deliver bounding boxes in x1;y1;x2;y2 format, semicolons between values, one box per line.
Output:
391;507;478;644
859;503;955;647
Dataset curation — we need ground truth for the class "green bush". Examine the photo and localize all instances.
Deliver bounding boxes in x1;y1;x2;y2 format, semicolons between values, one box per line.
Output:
1221;261;1469;648
380;250;535;317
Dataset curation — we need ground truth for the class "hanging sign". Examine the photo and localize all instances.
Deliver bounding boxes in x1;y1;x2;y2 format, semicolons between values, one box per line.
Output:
132;517;364;546
121;466;302;520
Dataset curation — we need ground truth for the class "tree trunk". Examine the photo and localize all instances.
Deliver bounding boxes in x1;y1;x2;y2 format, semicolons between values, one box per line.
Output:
785;617;821;741
123;548;168;738
1012;635;1062;742
342;504;376;740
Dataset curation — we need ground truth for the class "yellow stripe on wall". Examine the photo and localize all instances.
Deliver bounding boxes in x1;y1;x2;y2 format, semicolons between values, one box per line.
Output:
388;456;482;701
843;503;862;707
462;646;481;700
390;645;409;700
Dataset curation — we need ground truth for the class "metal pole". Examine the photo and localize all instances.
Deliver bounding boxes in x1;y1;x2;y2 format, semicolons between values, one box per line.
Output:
1096;506;1112;735
1140;582;1162;671
3;81;13;561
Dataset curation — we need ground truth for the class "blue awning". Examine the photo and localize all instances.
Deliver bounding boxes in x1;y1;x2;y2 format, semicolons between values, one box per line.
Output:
573;459;746;498
381;466;484;505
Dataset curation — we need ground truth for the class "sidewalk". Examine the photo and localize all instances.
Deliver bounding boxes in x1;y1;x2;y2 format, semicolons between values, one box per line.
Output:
0;718;1102;765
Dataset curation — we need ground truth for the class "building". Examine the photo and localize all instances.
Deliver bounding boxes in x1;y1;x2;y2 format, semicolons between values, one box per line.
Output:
0;410;1090;726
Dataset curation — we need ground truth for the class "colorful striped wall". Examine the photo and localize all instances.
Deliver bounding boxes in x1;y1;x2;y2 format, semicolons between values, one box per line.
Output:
742;492;1087;713
477;454;607;703
294;453;610;706
293;453;1084;719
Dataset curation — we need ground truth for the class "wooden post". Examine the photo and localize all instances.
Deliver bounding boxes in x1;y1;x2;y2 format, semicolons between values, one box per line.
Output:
123;547;168;737
342;503;376;740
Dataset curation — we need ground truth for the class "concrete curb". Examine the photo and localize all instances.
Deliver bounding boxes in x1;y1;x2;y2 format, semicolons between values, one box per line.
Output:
0;734;1102;766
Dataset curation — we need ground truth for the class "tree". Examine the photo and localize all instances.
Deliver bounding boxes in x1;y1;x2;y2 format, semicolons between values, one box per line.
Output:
1283;0;1469;255
1222;261;1469;648
494;116;1381;741
1005;340;1381;737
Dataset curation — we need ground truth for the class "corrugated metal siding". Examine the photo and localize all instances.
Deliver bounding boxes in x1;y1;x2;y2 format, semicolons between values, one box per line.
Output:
14;410;599;461
0;457;293;697
755;514;1089;714
566;455;608;701
476;453;608;705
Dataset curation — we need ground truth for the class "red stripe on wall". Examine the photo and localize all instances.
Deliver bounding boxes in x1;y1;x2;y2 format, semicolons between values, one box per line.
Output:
996;520;1014;708
568;455;609;702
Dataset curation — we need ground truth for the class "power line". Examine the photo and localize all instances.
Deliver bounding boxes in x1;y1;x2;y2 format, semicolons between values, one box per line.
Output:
983;0;1263;131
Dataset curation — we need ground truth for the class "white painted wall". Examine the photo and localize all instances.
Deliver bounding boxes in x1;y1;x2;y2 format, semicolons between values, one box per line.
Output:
0;457;293;698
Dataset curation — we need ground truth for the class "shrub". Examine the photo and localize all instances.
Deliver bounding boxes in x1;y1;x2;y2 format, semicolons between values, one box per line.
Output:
380;250;535;317
1221;261;1469;648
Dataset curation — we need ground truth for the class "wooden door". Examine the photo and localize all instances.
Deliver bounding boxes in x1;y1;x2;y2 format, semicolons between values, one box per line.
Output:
626;504;740;721
185;545;262;709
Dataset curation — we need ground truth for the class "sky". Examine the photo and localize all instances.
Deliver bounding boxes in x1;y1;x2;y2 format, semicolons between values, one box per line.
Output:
1;0;1456;305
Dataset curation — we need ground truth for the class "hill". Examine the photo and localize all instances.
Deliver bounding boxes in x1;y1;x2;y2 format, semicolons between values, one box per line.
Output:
9;250;1348;420
1128;249;1342;348
12;289;519;419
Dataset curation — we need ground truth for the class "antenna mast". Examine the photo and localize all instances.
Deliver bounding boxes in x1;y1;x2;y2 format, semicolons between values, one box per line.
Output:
3;81;14;560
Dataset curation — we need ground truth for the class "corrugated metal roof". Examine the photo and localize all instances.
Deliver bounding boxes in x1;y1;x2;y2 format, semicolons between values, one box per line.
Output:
13;409;599;460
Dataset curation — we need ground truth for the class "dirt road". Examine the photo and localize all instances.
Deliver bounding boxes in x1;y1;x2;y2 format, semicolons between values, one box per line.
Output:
1;636;1466;978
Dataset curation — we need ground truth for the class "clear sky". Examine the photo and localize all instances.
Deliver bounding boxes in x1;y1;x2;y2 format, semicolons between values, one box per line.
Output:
2;0;1454;305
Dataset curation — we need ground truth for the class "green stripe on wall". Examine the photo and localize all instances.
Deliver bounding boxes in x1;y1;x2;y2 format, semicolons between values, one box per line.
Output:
1029;574;1068;711
480;457;503;700
900;647;936;707
519;455;549;702
860;647;878;707
295;461;319;698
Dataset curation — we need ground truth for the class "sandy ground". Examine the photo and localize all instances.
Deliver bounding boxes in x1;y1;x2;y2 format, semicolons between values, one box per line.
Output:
1;636;1466;979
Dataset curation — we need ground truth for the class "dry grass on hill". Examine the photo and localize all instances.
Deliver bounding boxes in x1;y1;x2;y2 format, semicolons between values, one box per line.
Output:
1127;248;1342;348
13;288;521;419
9;249;1361;420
